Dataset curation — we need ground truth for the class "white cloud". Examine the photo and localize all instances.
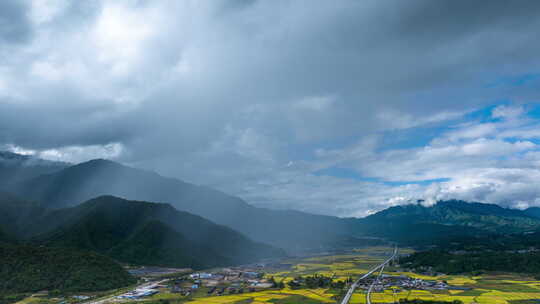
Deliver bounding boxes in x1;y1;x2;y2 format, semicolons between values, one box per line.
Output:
460;138;535;156
3;1;540;216
38;142;125;163
29;0;69;24
92;3;155;76
443;123;498;142
3;143;36;156
376;108;467;130
492;104;525;119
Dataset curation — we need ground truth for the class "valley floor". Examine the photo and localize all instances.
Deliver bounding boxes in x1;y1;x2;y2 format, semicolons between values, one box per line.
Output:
17;246;540;304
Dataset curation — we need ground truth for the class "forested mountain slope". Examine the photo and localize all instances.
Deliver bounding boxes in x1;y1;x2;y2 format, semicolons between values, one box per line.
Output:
0;194;283;268
8;159;365;250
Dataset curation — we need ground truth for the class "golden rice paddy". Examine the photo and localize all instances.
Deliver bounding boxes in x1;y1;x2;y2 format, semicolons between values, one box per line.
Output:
143;247;540;304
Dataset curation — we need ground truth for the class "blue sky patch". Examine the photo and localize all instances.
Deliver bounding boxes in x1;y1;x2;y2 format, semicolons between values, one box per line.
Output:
313;166;450;185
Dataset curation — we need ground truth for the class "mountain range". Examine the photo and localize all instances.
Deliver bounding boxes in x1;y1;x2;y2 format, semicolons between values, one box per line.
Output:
0;193;282;269
3;152;540;260
0;151;67;185
4;158;365;250
5;151;540;296
357;199;540;244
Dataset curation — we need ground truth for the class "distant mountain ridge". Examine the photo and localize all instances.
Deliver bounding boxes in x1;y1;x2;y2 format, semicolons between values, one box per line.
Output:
6;158;367;250
0;194;283;269
0;151;68;186
366;200;540;231
358;199;540;243
5;152;540;248
523;206;540;219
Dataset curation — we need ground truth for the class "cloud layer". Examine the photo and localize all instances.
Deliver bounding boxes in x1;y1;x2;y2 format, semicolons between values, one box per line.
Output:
2;1;540;216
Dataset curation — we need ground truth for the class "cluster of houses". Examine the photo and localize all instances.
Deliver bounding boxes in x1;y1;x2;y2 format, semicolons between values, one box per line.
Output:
170;278;200;297
168;269;271;296
394;277;450;290
357;274;467;293
113;266;276;301
189;269;265;284
116;282;161;300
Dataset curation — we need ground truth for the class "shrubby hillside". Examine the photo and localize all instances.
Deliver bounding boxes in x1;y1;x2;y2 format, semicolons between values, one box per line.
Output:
0;243;135;295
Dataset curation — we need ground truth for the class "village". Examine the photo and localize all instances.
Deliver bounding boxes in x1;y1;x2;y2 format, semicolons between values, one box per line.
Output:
357;274;467;293
109;264;465;302
114;265;274;300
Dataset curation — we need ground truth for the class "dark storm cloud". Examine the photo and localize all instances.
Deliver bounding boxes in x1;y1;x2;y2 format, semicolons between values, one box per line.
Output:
0;101;139;149
3;0;540;215
388;1;537;38
5;0;540;148
0;0;32;44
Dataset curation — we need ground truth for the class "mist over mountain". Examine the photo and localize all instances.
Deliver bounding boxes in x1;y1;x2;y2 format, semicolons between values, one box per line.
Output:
6;154;540;250
0;193;282;269
6;158;368;250
0;151;68;186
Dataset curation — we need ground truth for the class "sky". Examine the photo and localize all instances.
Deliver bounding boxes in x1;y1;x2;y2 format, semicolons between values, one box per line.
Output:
2;0;540;217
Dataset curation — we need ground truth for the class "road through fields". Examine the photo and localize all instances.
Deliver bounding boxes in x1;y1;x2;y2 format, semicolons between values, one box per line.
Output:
340;246;398;304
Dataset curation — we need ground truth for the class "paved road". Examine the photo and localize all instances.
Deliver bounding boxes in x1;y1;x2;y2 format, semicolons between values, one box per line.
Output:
340;246;398;304
366;262;387;304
